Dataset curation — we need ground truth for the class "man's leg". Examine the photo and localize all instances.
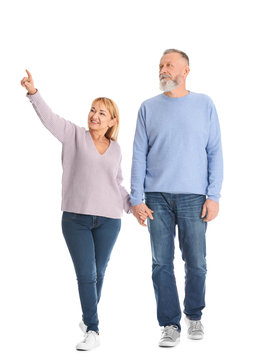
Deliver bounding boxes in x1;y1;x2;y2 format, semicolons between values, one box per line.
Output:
145;192;182;330
176;194;207;320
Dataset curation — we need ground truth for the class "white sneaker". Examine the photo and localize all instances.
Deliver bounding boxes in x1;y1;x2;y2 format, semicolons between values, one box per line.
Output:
185;317;204;340
76;330;100;351
79;321;87;333
159;325;180;347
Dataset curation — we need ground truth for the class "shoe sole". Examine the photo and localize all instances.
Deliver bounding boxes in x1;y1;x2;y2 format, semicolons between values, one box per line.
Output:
188;334;204;340
159;338;180;347
76;342;100;351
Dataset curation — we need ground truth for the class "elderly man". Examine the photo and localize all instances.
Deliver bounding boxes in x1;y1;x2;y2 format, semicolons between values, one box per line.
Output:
130;49;223;347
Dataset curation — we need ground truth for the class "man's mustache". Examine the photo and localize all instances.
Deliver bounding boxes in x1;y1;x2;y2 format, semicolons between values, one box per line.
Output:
159;74;172;80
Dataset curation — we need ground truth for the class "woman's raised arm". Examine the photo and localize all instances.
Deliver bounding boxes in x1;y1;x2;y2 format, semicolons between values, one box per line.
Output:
21;69;76;143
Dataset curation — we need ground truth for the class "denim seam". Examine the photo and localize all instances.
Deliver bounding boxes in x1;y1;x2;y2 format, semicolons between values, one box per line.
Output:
160;192;174;213
178;227;188;312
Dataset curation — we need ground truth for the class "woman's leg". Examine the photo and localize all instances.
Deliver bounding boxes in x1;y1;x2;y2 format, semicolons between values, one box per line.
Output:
92;217;121;303
61;212;99;332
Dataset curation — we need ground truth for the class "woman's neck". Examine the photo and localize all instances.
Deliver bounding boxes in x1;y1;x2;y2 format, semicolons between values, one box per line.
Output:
89;129;108;142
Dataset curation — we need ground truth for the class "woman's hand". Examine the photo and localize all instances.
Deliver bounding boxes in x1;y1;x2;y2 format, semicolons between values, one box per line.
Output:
21;69;37;95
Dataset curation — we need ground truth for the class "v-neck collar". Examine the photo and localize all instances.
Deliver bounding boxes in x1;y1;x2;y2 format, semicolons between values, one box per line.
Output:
87;131;112;156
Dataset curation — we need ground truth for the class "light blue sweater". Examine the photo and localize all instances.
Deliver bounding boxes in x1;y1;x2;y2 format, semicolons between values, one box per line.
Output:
130;91;223;205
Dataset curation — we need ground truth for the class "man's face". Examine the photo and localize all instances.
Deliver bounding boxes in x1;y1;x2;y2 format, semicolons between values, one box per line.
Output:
159;53;189;92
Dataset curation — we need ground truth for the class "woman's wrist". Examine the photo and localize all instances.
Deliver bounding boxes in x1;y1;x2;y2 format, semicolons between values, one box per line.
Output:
28;88;37;95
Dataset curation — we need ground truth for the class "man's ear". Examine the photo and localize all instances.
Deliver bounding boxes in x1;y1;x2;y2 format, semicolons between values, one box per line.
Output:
184;65;190;76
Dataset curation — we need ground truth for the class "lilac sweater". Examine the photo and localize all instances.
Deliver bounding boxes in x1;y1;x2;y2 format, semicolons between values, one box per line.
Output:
26;90;131;218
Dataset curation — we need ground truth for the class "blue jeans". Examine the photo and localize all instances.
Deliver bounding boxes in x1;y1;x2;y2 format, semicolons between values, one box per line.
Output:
144;193;207;331
61;211;121;333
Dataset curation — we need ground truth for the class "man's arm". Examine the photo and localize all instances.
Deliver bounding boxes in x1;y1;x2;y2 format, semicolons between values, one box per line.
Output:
130;104;154;225
130;104;149;206
206;99;223;202
202;99;223;222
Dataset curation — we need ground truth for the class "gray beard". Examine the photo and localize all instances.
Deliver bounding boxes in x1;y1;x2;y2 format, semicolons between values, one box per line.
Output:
159;76;181;92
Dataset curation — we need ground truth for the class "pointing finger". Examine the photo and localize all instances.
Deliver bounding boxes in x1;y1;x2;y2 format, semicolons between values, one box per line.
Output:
26;69;32;80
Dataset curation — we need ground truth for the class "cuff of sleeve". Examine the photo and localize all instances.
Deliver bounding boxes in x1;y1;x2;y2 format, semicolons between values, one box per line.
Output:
207;195;220;202
123;195;133;214
130;199;144;207
26;89;40;102
130;195;144;207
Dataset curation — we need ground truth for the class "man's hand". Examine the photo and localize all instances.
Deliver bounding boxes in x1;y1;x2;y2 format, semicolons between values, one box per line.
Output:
201;198;219;222
131;203;154;227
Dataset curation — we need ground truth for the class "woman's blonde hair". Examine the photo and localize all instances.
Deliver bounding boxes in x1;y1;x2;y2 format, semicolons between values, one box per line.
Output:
91;97;120;141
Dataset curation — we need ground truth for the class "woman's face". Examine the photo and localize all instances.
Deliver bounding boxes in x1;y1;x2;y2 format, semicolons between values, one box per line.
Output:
88;102;115;131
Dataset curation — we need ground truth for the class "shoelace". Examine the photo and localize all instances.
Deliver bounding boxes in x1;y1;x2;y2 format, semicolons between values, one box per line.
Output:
161;325;179;339
190;321;203;331
83;330;98;342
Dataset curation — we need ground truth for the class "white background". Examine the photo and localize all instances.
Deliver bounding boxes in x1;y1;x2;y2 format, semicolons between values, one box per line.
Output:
1;0;260;359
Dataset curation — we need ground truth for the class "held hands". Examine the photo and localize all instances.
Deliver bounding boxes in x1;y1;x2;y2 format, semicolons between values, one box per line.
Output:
21;69;37;95
131;203;154;227
201;198;219;222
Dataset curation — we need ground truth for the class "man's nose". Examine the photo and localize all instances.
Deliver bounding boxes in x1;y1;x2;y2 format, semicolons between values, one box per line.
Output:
160;65;167;72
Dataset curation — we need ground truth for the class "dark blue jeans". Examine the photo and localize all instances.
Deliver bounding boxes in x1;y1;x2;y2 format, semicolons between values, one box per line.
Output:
144;193;207;331
61;212;121;333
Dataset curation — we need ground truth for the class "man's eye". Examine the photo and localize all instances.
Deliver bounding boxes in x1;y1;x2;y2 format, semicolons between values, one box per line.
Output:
100;113;105;116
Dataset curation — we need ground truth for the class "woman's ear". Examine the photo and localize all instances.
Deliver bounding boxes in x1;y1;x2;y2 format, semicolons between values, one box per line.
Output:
109;117;117;127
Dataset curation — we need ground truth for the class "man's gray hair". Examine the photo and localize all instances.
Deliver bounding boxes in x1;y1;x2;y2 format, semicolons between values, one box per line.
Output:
163;49;189;66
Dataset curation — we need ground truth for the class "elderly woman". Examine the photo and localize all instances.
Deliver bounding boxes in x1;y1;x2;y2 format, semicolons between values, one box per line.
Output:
21;70;146;351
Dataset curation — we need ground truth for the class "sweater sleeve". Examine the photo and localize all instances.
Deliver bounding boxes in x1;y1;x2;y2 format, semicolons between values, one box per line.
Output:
116;152;132;214
130;104;149;206
26;90;76;143
206;99;224;202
